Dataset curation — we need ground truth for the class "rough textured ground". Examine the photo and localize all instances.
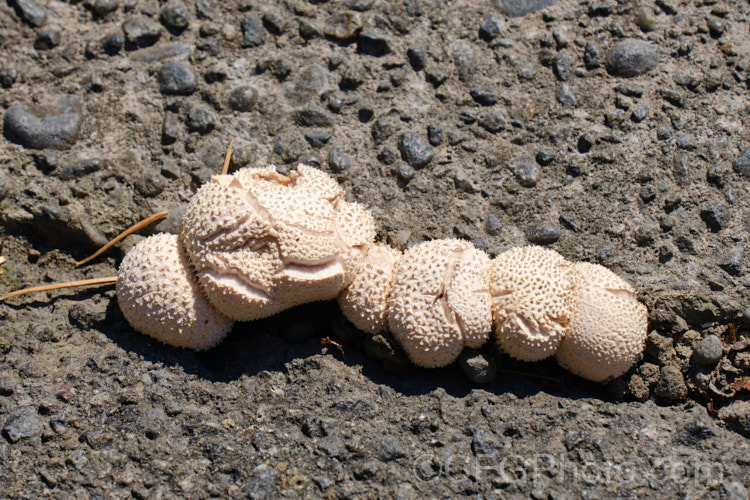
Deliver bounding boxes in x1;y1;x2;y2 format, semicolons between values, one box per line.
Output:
1;0;749;498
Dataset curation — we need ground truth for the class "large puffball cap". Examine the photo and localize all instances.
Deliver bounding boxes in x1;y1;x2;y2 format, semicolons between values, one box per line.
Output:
180;164;375;322
338;244;400;334
556;262;648;382
388;239;491;368
490;246;578;362
116;233;234;350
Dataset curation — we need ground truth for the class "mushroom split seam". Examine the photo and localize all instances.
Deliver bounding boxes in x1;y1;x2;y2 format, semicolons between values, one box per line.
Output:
3;165;648;383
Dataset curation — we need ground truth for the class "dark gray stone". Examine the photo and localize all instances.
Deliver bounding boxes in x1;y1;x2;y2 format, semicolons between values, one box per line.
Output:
606;40;659;77
262;10;286;35
584;42;600;68
294;106;334;127
732;149;750;177
228;86;258;111
700;203;728;232
102;32;124;54
60;158;105;180
495;0;558;17
399;133;433;168
283;64;328;107
392;162;414;182
720;246;743;276
160;2;189;31
427;124;442;146
470;88;498;106
407;46;427;70
486;214;502;236
479;14;503;40
240;14;264;48
162;113;180;144
379;436;406;461
157;62;196;95
358;31;391;56
34;28;61;50
526;223;561;245
12;0;47;27
324;12;361;41
653;365;687;403
719;401;750;437
4;96;82;149
479;113;505;133
692;335;722;365
557;83;576;106
89;0;118;18
0;67;18;88
512;158;541;187
122;17;162;48
304;130;331;148
328;146;351;172
3;408;44;443
186;106;215;133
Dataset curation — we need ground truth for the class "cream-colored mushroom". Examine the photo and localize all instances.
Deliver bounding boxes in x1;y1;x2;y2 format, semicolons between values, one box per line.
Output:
338;244;401;334
116;233;234;350
180;165;375;321
388;239;491;368
490;246;578;362
555;262;648;382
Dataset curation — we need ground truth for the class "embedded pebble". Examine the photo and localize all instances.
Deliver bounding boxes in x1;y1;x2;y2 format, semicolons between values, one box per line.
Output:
3;96;82;149
495;0;559;17
60;158;105;180
89;0;118;18
240;14;264;48
160;2;189;31
732;149;750;177
556;83;576;106
157;62;197;95
479;14;503;40
122;17;162;48
34;28;61;50
526;223;561;245
228;86;258;112
358;31;391;57
512;158;541;187
13;0;47;27
3;408;44;443
692;335;722;365
0;67;19;88
186;106;215;133
653;365;687;403
398;133;433;168
605;40;659;77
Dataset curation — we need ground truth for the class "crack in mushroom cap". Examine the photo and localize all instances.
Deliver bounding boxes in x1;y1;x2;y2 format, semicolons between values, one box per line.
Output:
555;262;648;383
490;246;578;362
338;244;401;334
116;233;234;350
388;239;491;368
180;164;375;321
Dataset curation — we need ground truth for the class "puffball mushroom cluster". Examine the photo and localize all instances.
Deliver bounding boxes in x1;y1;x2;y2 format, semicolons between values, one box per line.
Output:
117;165;648;383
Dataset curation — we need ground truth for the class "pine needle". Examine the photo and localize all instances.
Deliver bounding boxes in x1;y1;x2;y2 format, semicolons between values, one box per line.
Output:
221;138;235;175
0;277;118;302
75;211;169;267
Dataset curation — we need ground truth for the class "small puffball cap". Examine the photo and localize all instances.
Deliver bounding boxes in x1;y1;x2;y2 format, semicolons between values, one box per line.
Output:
338;244;400;334
116;233;234;350
491;246;578;362
388;239;491;368
556;262;648;382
